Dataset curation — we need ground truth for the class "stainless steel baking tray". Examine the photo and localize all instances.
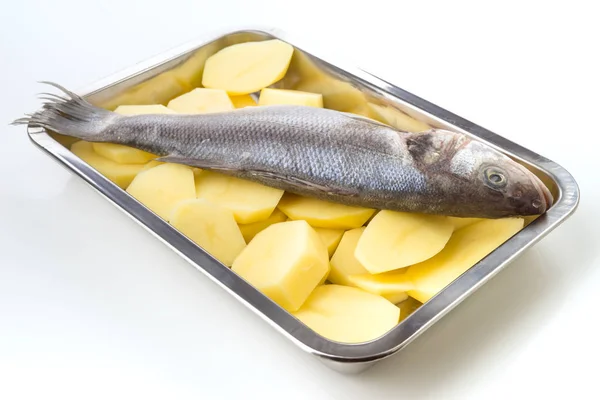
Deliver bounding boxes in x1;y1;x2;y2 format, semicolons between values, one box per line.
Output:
24;27;580;374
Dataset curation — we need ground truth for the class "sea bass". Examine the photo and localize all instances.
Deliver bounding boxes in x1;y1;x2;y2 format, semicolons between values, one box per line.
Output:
14;82;553;218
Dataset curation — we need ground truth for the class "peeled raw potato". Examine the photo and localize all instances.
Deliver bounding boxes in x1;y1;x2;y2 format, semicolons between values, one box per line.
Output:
355;210;454;273
231;220;330;312
329;228;369;286
278;193;375;229
383;291;409;305
406;218;525;303
170;199;246;266
202;39;294;95
195;171;284;224
313;227;344;257
71;141;144;189
447;217;484;231
292;285;400;343
167;88;234;114
230;95;257;108
92;143;157;164
330;228;412;301
366;103;431;133
126;163;195;221
258;88;323;107
345;272;413;300
238;208;287;243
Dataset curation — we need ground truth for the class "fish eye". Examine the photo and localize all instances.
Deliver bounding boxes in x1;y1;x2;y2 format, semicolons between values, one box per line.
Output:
484;167;507;188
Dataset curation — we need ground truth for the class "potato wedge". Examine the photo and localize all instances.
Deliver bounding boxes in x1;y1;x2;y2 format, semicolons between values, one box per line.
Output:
278;193;375;229
126;163;195;221
231;220;330;312
229;95;257;108
329;227;413;302
92;143;157;164
292;284;400;343
313;227;344;257
238;208;288;243
355;210;453;273
170;199;246;266
406;218;525;303
329;228;369;286
258;88;323;107
202;39;294;95
383;292;409;305
195;171;284;224
167;88;234;114
71;141;144;189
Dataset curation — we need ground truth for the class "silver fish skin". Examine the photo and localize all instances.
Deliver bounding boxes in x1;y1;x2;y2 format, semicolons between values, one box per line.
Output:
14;82;553;218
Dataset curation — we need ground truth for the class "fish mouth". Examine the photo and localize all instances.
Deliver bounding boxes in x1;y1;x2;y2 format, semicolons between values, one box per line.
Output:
530;174;554;213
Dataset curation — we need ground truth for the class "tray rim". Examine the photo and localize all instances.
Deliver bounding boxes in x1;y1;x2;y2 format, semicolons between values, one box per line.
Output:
24;26;580;365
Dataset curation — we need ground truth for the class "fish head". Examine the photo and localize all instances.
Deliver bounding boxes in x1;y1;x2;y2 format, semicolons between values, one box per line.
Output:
407;130;554;217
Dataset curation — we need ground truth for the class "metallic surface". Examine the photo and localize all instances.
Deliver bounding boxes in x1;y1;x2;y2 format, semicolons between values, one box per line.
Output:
24;27;580;374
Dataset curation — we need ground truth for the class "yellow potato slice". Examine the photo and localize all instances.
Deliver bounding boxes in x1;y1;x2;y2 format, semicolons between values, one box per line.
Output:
195;171;284;224
329;228;369;285
313;227;344;257
447;217;485;231
366;103;431;133
126;163;195;221
71;141;144;189
232;220;330;312
238;208;288;243
167;88;234;114
202;39;294;95
258;88;323;107
345;272;413;299
229;95;257;108
329;227;413;301
406;218;525;303
91;104;174;164
292;284;400;343
170;199;246;266
277;193;375;229
397;297;422;322
92;143;157;164
355;210;454;273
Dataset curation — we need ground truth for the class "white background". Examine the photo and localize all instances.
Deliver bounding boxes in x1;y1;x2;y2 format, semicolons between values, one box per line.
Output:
1;1;598;399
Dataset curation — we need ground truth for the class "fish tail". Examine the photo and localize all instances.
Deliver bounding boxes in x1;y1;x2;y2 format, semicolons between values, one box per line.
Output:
11;81;115;141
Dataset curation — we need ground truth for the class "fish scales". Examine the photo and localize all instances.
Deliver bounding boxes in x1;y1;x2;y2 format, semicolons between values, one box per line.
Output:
12;82;553;218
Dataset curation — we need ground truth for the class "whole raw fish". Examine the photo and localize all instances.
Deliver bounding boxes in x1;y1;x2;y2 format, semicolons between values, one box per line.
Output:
13;82;552;218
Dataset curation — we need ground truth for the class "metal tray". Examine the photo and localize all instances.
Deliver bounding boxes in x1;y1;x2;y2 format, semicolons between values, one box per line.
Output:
24;27;580;374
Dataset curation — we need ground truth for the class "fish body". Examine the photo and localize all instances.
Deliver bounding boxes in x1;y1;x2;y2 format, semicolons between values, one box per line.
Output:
14;83;552;218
